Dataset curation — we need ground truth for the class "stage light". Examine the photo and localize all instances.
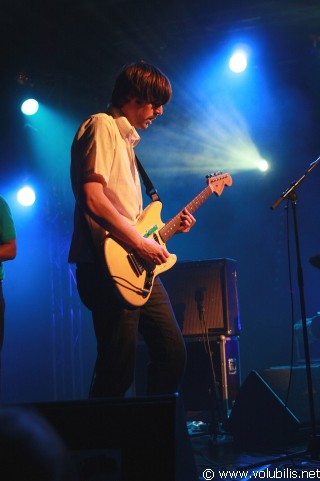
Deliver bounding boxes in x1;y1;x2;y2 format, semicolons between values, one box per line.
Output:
257;159;269;172
229;50;248;73
21;98;39;116
17;186;36;206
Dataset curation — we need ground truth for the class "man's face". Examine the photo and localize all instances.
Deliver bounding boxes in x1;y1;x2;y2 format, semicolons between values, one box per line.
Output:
123;99;163;129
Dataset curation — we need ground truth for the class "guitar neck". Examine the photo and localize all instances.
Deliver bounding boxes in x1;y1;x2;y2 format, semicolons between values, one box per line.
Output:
159;184;213;243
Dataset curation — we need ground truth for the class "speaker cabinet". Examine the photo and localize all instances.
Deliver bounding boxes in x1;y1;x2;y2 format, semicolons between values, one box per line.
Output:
228;366;320;449
182;335;241;422
160;258;240;336
23;394;197;481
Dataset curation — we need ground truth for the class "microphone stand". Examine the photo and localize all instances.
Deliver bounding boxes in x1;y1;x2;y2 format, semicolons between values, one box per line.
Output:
270;156;320;210
271;156;320;458
195;289;219;434
240;157;320;473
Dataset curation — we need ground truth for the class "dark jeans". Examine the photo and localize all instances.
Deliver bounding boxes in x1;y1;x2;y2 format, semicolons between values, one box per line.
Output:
76;263;186;398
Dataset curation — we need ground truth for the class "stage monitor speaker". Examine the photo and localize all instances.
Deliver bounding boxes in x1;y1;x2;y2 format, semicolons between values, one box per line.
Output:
260;364;320;428
160;258;240;336
22;394;198;481
228;367;320;450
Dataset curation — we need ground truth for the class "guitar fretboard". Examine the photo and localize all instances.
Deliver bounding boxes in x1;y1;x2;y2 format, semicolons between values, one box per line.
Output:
159;184;214;243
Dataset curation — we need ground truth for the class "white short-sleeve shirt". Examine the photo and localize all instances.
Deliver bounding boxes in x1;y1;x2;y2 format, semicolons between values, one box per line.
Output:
69;107;143;263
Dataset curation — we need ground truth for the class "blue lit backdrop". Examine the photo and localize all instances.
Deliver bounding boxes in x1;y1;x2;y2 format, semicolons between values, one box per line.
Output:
1;4;320;403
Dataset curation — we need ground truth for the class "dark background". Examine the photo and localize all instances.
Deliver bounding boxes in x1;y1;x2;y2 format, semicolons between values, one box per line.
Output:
1;0;320;403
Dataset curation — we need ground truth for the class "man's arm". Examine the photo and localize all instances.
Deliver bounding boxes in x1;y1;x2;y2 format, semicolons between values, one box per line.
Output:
81;182;170;265
0;239;16;262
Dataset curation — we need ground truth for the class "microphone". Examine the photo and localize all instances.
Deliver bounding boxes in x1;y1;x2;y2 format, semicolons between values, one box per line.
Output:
195;288;206;320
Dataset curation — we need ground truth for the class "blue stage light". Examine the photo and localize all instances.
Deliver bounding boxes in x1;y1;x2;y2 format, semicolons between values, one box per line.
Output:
229;50;248;73
17;186;36;206
21;99;39;116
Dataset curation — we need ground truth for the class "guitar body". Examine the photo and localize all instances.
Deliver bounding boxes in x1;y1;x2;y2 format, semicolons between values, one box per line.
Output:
104;201;177;307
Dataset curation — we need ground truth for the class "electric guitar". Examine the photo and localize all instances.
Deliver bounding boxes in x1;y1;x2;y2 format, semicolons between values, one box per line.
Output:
103;172;232;307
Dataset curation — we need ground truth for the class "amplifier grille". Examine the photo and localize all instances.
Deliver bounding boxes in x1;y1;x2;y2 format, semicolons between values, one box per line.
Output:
160;258;241;336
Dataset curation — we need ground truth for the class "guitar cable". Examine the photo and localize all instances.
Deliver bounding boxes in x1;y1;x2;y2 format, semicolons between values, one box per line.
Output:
196;296;224;430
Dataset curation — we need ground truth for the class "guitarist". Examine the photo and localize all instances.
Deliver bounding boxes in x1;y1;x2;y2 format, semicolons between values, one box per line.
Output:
68;61;196;398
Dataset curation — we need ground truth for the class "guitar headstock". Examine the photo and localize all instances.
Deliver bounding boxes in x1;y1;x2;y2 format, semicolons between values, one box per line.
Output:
206;171;232;196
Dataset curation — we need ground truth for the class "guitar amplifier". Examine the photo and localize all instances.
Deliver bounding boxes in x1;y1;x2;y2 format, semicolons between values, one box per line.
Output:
160;258;241;336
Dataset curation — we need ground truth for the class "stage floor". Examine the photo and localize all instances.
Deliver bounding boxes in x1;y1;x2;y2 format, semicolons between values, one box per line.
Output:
189;421;320;481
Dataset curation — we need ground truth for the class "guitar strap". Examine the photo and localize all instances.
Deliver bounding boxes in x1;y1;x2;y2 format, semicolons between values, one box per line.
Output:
135;154;161;202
